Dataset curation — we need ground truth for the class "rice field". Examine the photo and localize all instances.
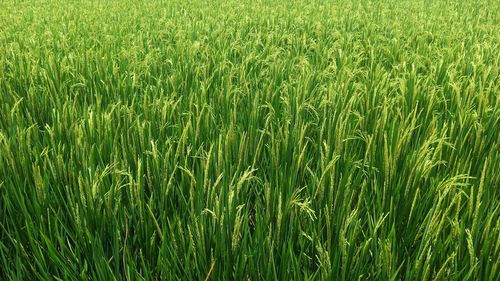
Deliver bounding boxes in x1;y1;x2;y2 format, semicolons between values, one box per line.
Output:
0;0;499;280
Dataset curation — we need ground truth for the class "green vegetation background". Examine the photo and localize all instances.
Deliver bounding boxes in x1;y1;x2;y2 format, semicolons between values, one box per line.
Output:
0;0;499;280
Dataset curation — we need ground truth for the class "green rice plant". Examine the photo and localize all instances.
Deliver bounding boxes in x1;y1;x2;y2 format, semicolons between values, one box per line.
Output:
0;0;499;280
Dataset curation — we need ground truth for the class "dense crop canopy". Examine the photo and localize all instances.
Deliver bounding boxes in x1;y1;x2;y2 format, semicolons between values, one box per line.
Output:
0;0;499;280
